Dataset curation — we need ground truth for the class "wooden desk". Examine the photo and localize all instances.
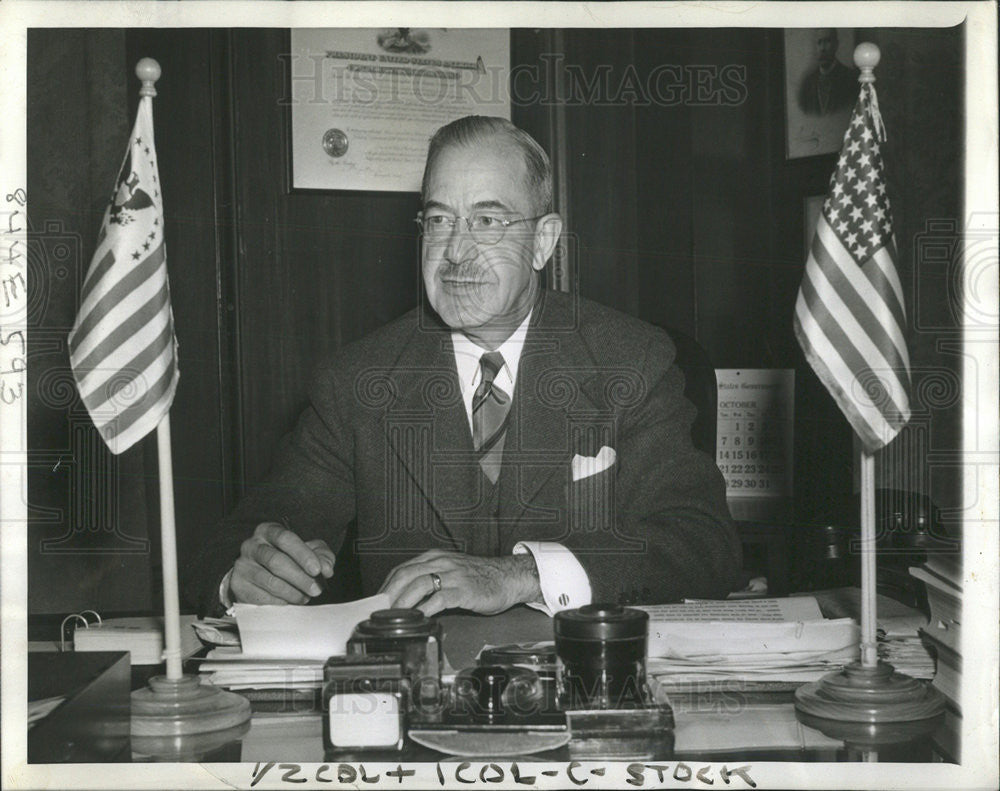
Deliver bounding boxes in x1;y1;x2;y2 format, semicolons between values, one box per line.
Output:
28;651;132;763
31;608;948;764
153;701;938;764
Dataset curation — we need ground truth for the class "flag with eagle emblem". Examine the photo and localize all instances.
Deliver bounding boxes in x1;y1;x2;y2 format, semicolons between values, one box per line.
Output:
68;94;178;454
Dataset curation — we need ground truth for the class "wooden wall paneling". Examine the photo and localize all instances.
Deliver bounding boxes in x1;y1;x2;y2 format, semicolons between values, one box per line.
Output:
557;30;640;315
733;25;853;543
763;30;834;373
758;28;857;564
856;26;964;517
27;29;155;615
510;29;570;290
229;29;292;486
685;29;777;367
124;29;236;609
229;30;421;488
211;29;246;516
633;29;698;336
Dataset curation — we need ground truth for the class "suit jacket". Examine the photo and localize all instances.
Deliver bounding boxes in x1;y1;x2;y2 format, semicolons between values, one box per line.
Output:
187;290;741;614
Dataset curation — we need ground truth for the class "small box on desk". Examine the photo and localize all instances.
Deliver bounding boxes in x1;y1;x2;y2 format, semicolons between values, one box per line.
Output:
28;651;131;763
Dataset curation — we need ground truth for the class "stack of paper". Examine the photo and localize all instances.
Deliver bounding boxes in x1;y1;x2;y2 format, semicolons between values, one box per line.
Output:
877;635;936;679
197;594;390;692
199;647;326;690
805;586;937;681
638;597;859;689
230;593;390;659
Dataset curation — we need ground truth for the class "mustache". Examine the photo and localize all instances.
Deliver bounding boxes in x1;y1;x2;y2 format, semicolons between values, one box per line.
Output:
438;263;492;282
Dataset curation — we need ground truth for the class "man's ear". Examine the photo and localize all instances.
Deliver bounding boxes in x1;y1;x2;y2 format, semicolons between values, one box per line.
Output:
532;213;563;272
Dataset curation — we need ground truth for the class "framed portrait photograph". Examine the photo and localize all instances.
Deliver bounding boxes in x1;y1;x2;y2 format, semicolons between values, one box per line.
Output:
784;28;858;159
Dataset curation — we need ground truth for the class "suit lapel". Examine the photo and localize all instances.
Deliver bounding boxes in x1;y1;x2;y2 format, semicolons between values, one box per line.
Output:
381;310;479;551
499;291;602;527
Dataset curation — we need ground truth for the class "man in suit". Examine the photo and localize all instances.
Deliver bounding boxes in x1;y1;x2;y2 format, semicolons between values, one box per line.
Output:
188;116;740;617
797;29;858;117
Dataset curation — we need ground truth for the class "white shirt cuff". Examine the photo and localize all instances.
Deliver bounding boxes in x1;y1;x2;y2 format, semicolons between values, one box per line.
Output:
219;568;235;609
513;541;592;616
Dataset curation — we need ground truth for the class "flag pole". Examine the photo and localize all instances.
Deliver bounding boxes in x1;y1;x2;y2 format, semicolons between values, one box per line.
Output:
142;48;180;682
128;59;250;751
859;447;878;668
792;43;944;730
157;414;183;680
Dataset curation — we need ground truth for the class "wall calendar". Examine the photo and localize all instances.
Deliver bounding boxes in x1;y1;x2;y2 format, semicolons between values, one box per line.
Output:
715;369;794;499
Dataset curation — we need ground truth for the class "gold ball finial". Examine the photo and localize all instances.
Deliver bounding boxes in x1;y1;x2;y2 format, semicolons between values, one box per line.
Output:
854;43;880;84
136;58;161;97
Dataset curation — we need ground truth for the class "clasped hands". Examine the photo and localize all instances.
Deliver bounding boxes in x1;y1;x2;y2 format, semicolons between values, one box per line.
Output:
231;522;541;616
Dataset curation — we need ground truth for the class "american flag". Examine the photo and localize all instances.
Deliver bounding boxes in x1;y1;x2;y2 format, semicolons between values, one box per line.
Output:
794;82;911;453
68;96;179;454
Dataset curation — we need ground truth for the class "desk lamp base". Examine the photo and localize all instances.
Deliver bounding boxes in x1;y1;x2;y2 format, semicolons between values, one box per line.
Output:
794;661;945;723
131;674;251;737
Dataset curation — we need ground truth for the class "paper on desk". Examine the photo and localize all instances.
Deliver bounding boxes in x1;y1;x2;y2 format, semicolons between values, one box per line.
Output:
795;587;930;636
231;593;390;659
647;643;858;668
645;617;859;659
639;596;823;623
192;616;240;647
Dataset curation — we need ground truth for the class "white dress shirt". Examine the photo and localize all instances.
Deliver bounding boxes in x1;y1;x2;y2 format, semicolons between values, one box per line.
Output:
451;310;592;616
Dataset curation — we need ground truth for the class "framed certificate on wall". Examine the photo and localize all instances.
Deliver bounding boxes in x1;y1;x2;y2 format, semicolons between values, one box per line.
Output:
289;28;510;192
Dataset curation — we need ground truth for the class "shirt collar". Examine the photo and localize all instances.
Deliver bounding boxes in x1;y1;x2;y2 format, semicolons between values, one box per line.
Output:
451;308;533;394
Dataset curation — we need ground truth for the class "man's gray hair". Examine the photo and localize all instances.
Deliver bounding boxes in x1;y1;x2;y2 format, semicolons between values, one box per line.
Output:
421;116;553;215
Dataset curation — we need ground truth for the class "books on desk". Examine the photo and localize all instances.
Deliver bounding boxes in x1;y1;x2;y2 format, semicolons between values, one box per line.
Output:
909;561;961;705
73;614;201;665
909;558;962;761
910;562;961;658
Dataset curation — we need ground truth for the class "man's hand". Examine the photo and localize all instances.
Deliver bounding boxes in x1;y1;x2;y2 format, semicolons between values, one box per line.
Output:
378;550;541;616
230;522;335;605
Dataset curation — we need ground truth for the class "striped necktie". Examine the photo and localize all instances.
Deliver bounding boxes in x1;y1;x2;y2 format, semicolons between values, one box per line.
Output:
472;351;511;484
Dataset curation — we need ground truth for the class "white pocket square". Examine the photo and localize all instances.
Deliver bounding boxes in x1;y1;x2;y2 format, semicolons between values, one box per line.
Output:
571;446;616;481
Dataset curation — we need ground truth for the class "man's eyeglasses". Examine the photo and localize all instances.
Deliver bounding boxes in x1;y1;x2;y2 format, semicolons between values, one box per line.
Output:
415;212;545;246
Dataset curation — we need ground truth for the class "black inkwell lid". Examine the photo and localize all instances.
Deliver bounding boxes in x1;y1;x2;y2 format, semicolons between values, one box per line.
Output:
553;603;648;641
354;608;436;638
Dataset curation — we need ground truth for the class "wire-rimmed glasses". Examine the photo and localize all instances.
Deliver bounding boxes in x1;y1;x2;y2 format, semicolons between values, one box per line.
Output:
415;212;545;246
